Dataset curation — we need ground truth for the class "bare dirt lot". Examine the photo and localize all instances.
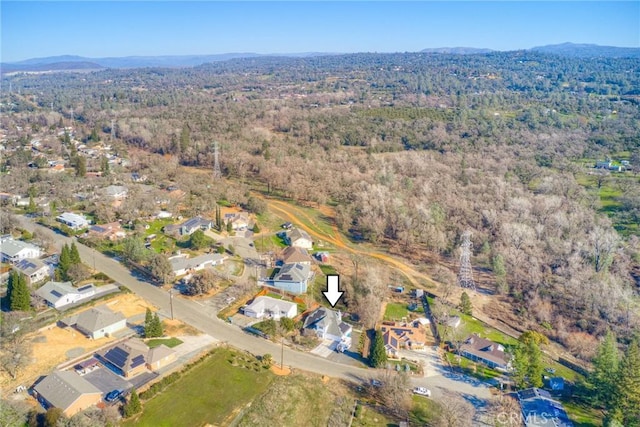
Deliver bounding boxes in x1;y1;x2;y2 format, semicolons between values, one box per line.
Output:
1;294;156;395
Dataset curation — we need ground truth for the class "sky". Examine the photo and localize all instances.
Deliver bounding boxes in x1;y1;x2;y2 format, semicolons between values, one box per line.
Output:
2;1;639;62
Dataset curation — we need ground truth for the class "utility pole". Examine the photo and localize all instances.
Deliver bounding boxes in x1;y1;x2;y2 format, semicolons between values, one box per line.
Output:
169;289;174;320
281;336;284;369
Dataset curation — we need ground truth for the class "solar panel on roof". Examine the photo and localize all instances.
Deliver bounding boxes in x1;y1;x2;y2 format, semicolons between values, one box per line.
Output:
51;290;62;298
131;355;146;368
77;285;92;292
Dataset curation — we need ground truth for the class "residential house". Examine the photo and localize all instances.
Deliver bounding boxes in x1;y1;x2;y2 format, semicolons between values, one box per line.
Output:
169;253;226;276
243;296;297;320
163;216;214;237
459;334;511;371
32;371;102;417
303;307;352;345
271;262;311;294
13;258;51;284
380;321;427;359
102;185;128;200
74;305;127;339
147;345;177;371
280;246;312;265
518;388;573;427
36;281;100;310
101;338;149;378
286;228;313;250
100;338;176;377
56;212;90;230
88;222;126;241
0;237;42;263
224;212;250;230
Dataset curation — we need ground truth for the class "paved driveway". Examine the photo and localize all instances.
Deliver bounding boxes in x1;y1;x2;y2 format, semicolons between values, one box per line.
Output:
83;367;132;395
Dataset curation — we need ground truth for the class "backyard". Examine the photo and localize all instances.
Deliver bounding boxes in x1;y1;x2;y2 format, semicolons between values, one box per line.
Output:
124;348;273;427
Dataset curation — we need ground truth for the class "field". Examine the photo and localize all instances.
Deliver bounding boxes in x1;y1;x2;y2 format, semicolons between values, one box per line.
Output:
125;348;273;427
384;302;410;321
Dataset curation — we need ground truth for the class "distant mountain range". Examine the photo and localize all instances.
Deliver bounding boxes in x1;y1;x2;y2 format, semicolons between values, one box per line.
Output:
530;42;640;58
2;43;639;74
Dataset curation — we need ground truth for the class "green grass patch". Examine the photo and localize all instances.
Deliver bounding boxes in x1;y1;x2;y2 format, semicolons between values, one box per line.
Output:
409;395;441;425
319;264;338;275
352;403;397;426
125;348;273;427
444;351;502;381
238;374;354;426
384;302;410;321
457;313;518;347
562;400;604;427
146;337;183;348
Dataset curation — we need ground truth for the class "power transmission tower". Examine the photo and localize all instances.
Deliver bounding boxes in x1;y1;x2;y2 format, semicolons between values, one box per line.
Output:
213;140;222;179
111;119;116;141
457;230;476;291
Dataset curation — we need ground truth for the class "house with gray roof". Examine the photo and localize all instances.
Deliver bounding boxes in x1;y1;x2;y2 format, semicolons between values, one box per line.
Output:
243;296;297;320
0;237;42;263
303;307;352;345
460;334;511;371
518;388;573;427
56;212;90;230
13;258;51;284
271;262;311;294
169;253;227;276
36;281;118;310
74;305;127;339
280;246;312;265
32;370;102;417
286;228;313;250
180;216;213;236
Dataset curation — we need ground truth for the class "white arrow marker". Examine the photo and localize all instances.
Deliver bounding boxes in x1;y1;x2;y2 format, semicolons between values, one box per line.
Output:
322;274;344;308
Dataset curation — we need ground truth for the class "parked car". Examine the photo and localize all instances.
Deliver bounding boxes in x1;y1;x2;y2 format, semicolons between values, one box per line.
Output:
281;222;293;229
105;389;122;402
412;387;431;397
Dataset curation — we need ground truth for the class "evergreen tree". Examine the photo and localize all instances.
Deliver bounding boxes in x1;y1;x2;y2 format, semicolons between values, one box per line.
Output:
153;313;164;337
511;343;528;389
70;242;81;265
526;339;544;388
123;388;142;417
590;330;619;407
75;156;86;177
215;205;222;230
459;291;472;315
57;244;71;281
8;271;30;311
226;221;233;233
100;156;110;176
252;223;261;233
610;339;640;426
144;308;153;337
370;330;388;368
179;124;190;152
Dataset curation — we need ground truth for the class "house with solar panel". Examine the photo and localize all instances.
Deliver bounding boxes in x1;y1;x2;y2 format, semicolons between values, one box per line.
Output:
380;321;428;359
13;258;51;285
270;262;311;294
100;338;176;378
36;281;120;310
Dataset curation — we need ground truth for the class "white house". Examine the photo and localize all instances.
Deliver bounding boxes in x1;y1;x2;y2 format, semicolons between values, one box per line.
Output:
169;253;226;276
36;281;97;310
224;212;250;230
102;185;128;200
13;258;51;284
243;296;297;320
74;305;127;339
56;212;90;230
303;307;352;345
287;228;313;250
0;237;43;263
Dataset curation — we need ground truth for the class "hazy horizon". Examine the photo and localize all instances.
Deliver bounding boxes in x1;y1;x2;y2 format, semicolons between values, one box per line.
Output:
2;1;639;63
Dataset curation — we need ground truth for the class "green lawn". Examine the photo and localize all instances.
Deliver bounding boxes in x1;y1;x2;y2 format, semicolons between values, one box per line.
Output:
254;234;288;252
455;313;518;347
146;337;183;349
125;349;273;427
562;400;604;427
319;264;338;275
352;403;397;427
384;302;410;321
409;395;441;425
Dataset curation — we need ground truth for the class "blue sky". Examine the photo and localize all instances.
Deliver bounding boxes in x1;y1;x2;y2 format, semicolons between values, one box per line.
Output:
2;1;639;62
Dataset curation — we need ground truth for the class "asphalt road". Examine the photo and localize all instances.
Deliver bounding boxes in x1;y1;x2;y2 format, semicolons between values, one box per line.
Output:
19;217;492;403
